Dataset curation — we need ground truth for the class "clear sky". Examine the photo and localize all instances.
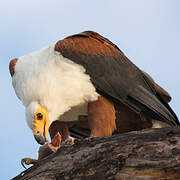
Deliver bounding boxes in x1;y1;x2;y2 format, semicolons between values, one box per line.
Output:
1;0;180;179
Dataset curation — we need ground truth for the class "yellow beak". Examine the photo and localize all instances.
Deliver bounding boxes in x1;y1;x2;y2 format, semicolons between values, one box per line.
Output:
33;109;50;145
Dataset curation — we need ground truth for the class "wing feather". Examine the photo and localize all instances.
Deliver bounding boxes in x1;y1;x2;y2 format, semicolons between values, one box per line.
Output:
55;31;179;126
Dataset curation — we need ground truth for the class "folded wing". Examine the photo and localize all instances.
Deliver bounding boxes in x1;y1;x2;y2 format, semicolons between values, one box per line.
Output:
54;31;179;126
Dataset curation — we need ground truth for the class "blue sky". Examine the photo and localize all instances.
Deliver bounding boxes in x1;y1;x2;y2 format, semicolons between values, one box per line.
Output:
1;0;180;179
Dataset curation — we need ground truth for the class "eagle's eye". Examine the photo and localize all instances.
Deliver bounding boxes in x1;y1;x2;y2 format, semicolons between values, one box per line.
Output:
36;113;43;120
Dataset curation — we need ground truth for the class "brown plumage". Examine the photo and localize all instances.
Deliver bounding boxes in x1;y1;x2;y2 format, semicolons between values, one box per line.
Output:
9;58;18;77
48;31;178;139
88;96;116;137
55;31;178;128
49;121;70;141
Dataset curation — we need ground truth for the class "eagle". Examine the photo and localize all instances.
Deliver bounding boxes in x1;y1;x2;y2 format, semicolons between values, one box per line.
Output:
9;31;179;145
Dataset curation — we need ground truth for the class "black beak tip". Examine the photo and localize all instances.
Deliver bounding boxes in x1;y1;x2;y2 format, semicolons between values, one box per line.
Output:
34;134;46;145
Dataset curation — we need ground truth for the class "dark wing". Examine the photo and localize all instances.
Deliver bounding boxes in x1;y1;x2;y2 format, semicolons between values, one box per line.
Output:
55;31;179;126
142;71;171;103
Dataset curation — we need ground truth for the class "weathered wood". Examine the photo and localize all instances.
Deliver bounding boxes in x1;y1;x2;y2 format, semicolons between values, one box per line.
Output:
12;127;180;180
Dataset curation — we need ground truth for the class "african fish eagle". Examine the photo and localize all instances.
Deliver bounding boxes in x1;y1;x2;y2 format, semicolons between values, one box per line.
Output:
9;31;179;145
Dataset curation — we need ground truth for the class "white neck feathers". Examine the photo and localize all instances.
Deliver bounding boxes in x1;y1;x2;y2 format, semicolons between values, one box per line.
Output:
12;44;99;123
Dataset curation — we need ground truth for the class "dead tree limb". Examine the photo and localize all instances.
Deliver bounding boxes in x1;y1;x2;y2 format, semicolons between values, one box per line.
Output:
12;127;180;180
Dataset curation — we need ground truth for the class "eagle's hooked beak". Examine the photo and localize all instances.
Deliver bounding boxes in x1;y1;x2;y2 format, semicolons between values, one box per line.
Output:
33;127;49;145
34;132;47;145
33;120;49;145
33;108;50;145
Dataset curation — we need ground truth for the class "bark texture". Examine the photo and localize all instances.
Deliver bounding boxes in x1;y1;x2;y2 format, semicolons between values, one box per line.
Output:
12;127;180;180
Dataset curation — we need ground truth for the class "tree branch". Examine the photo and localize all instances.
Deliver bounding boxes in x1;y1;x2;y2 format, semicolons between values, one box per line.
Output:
12;127;180;180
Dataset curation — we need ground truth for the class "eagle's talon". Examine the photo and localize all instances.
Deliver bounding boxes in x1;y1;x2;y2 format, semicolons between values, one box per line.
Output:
62;138;75;146
21;159;27;169
21;158;38;169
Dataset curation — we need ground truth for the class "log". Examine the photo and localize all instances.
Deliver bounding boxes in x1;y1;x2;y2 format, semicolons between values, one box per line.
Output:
12;127;180;180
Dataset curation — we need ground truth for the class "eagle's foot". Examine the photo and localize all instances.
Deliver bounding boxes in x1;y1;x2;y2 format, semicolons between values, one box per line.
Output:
21;132;62;169
21;158;38;169
62;138;75;146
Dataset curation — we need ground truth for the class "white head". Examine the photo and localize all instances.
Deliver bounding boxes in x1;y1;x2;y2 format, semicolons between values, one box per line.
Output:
26;101;50;145
10;44;99;145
